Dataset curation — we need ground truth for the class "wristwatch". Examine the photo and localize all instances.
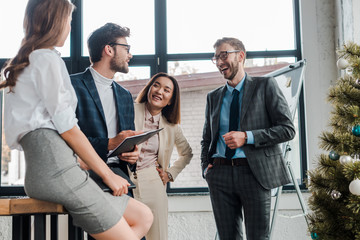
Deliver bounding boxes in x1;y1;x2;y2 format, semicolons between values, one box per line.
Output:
166;171;174;182
244;131;248;144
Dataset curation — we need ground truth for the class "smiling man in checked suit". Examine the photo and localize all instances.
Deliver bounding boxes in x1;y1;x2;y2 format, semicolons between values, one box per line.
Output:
201;37;295;240
70;23;140;197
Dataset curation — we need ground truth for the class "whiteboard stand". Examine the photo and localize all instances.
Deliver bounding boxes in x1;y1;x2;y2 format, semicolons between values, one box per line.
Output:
269;143;309;240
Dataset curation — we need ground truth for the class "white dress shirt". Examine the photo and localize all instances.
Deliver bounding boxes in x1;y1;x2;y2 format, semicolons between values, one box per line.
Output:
4;48;78;150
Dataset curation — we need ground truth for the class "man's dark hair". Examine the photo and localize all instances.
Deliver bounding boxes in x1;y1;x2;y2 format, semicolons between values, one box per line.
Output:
87;23;130;63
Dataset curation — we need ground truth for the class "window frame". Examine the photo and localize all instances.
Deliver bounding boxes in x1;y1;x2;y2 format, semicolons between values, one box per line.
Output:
0;0;305;196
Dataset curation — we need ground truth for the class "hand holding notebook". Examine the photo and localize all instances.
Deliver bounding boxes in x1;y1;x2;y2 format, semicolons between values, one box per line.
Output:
89;166;136;192
107;128;163;158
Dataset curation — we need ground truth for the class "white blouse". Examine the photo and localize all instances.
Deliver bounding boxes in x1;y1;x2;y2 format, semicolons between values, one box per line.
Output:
4;49;78;150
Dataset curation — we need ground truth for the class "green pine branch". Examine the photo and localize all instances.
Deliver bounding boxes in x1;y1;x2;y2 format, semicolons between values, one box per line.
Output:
328;76;360;106
337;42;360;78
308;42;360;239
319;131;360;154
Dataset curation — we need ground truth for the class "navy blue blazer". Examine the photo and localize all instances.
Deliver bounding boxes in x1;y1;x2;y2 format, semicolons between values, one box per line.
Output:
70;68;135;174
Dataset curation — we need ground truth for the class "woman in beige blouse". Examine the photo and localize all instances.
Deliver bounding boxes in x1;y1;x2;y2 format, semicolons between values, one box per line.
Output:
132;72;193;240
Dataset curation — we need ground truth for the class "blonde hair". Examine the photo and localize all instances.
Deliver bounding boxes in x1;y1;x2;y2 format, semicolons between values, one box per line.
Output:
0;0;75;91
213;37;247;61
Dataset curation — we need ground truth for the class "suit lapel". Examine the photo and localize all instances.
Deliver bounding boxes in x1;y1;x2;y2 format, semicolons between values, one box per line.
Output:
158;115;166;168
240;76;256;124
134;103;145;130
134;103;146;153
112;82;122;131
82;69;106;123
212;86;227;142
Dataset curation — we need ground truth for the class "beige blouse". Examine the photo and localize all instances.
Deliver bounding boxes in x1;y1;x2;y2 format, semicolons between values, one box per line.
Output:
136;107;161;170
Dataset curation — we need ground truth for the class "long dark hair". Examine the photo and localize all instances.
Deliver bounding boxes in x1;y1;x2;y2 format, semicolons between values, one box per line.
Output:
0;0;75;91
136;72;181;124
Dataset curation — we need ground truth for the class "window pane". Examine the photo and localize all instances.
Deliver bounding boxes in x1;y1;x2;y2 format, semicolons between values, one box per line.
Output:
114;66;151;81
1;91;25;186
169;88;209;188
1;149;25;187
56;36;71;57
168;60;214;76
82;0;155;56
246;57;295;68
167;0;294;54
0;1;70;59
168;58;296;78
0;1;27;59
168;57;295;78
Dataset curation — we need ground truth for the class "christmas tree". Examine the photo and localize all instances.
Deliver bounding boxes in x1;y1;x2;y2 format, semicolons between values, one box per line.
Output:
307;42;360;240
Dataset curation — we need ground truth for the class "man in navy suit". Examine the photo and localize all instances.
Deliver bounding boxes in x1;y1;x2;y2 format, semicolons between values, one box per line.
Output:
70;23;139;189
71;23;144;240
201;37;295;240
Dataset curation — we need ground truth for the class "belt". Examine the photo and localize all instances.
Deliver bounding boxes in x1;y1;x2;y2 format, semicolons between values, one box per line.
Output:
213;157;248;166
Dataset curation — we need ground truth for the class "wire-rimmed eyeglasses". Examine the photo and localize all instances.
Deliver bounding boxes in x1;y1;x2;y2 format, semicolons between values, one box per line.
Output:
108;42;131;53
211;50;240;64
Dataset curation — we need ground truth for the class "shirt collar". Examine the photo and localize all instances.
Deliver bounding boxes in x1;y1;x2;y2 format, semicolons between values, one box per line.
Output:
145;107;161;124
52;48;61;56
226;73;246;94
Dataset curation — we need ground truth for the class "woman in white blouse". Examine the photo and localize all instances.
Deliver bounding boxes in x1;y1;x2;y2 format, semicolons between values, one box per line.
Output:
132;72;193;240
0;0;152;239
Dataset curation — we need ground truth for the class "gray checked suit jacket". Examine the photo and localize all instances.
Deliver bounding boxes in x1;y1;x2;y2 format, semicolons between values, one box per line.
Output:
201;75;295;190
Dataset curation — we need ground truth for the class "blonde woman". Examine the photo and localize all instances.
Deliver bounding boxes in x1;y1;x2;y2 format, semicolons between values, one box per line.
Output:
132;72;193;240
1;0;152;239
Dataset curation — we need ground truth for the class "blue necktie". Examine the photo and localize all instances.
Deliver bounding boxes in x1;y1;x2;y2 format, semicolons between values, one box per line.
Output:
225;89;240;160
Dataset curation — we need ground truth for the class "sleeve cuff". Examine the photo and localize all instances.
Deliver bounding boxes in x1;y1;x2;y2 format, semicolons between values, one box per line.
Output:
51;107;78;134
246;131;254;144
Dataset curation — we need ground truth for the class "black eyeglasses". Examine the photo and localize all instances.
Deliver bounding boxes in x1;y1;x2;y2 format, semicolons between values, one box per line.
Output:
108;42;131;53
211;50;240;64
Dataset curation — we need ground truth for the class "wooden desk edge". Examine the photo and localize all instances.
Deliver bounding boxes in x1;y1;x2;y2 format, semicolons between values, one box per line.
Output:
0;198;67;216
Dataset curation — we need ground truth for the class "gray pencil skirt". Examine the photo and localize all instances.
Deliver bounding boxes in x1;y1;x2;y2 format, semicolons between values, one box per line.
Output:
19;128;129;234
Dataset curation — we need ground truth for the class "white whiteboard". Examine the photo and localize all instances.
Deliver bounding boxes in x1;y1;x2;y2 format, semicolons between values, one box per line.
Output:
264;60;306;121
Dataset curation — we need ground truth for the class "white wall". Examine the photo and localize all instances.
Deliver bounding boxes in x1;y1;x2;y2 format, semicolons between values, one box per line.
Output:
301;0;359;171
300;0;337;172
